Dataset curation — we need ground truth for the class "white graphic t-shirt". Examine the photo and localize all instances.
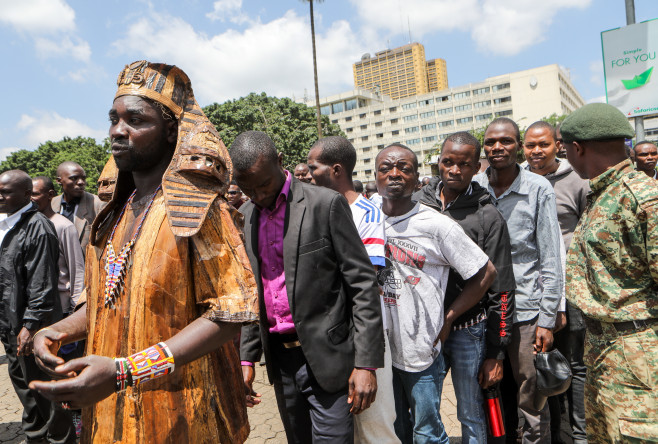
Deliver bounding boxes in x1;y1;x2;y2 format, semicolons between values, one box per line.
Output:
382;202;488;372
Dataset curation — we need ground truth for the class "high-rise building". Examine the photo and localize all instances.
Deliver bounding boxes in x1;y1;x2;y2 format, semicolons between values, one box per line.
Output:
353;43;448;100
305;64;586;182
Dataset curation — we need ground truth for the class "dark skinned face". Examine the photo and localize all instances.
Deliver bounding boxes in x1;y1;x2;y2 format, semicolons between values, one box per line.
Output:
109;95;176;172
523;127;559;173
294;164;312;183
634;142;658;174
439;141;480;195
483;123;520;171
31;180;54;213
234;154;286;210
0;175;31;214
375;147;419;201
57;166;86;199
226;184;243;206
307;148;336;190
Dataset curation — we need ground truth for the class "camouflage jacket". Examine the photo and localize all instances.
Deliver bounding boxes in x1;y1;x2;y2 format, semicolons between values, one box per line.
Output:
566;159;658;322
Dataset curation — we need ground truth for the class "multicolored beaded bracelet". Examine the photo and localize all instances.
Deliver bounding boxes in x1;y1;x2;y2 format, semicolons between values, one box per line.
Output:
114;357;131;392
126;342;175;386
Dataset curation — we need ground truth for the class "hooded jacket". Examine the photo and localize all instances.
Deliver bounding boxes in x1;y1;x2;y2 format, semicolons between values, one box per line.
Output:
416;178;515;360
0;203;62;335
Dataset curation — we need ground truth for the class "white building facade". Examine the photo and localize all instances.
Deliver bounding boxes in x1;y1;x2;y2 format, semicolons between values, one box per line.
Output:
305;64;586;182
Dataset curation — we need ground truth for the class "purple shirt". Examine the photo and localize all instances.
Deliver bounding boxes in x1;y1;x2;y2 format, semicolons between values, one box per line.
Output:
258;171;295;334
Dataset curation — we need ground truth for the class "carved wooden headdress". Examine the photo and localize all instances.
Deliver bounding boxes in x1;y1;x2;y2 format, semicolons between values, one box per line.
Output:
109;60;232;237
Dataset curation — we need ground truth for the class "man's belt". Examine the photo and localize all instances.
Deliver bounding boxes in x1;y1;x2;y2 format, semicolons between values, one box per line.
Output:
271;333;301;349
584;317;658;336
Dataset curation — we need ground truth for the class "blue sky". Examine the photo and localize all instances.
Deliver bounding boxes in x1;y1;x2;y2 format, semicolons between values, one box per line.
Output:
1;0;657;160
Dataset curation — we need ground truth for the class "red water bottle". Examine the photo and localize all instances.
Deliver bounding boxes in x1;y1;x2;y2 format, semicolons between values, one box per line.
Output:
484;385;506;438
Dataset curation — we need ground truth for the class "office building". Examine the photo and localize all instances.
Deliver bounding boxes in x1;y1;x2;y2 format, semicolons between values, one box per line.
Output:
353;43;448;100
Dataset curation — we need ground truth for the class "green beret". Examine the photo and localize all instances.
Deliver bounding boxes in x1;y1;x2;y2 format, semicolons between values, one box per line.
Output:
560;103;634;143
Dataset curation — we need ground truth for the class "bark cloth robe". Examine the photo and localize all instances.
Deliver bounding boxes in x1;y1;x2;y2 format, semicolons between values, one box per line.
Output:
81;192;258;443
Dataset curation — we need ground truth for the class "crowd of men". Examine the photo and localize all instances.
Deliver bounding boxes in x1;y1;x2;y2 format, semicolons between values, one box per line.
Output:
0;60;656;444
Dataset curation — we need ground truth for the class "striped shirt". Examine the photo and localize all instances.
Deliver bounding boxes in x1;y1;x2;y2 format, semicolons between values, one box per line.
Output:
350;194;386;267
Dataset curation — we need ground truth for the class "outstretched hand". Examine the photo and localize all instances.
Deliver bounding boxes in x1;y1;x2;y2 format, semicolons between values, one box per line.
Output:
29;355;116;410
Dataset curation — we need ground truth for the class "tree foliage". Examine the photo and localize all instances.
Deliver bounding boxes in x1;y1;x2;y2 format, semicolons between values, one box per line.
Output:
0;137;111;194
203;92;344;169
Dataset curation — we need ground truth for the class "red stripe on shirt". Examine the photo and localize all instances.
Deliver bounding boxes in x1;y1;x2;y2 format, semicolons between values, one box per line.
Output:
362;237;385;245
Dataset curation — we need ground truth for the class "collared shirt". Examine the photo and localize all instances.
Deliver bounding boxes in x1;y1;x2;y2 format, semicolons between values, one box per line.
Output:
60;195;80;223
434;182;473;211
566;159;658;322
475;166;563;328
257;171;294;334
0;202;33;247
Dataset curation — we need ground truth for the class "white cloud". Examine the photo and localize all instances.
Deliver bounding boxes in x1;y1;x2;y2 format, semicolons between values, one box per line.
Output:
350;0;592;56
0;147;22;162
587;95;606;104
206;0;249;24
0;0;92;66
111;10;368;103
34;35;91;62
589;60;603;86
16;111;106;148
0;0;75;34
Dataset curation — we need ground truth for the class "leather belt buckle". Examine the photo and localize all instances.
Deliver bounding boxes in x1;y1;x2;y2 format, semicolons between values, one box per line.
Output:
282;340;301;349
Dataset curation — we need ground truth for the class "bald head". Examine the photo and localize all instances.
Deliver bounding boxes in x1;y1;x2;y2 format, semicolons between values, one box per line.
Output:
0;170;33;214
56;161;84;177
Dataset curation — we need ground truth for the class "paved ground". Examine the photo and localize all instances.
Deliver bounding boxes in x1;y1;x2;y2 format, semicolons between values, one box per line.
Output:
0;344;572;443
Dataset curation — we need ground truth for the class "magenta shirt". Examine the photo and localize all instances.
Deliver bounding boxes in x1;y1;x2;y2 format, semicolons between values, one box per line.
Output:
258;171;295;334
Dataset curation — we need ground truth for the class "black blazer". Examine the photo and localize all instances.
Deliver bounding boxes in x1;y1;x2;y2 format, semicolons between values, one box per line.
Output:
240;178;384;393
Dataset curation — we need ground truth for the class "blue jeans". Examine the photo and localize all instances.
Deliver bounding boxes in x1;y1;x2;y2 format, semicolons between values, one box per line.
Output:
442;321;487;444
392;354;450;444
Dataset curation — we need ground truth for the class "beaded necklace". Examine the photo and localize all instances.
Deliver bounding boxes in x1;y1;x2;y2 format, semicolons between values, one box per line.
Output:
104;185;161;307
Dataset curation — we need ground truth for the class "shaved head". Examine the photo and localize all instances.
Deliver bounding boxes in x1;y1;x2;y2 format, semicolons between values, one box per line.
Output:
0;170;33;213
56;161;84;177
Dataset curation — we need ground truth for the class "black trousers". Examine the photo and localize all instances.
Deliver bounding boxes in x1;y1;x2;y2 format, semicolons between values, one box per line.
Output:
270;335;353;444
548;328;587;444
1;333;75;444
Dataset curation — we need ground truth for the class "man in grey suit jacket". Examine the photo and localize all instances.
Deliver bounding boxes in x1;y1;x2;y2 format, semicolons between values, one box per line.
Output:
51;161;104;252
233;131;384;444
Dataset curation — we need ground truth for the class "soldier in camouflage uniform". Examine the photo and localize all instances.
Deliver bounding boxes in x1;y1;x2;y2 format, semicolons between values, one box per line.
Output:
561;103;658;443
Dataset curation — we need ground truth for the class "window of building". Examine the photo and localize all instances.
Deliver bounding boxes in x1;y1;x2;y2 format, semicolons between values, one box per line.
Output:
321;105;331;115
392;130;400;136
455;104;472;112
331;119;338;124
389;107;397;112
438;95;450;102
454;91;471;100
438;120;453;128
406;138;421;145
473;87;490;95
402;102;417;110
358;99;366;108
361;124;368;130
437;107;453;115
492;83;510;92
391;118;398;124
348;138;355;142
363;158;371;164
475;113;492;121
374;110;382;115
421;123;437;131
332;102;344;114
456;117;473;124
378;144;385;149
419;99;434;107
362;136;369;141
345;99;357;111
345;116;352;122
375;121;383;127
376;133;384;138
474;100;491;108
420;111;435;119
403;115;418;122
363;147;371;152
405;126;419;134
346;128;353;133
423;136;437;143
365;169;372;175
495;110;513;117
360;113;367;119
494;96;512;104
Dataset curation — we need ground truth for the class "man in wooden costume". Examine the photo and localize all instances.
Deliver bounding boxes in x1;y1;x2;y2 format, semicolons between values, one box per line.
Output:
30;61;259;443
